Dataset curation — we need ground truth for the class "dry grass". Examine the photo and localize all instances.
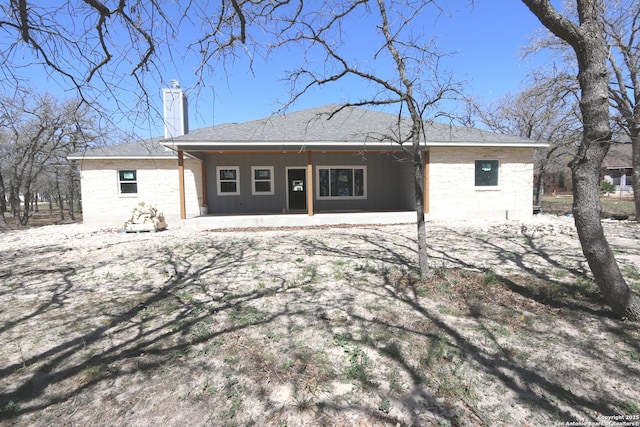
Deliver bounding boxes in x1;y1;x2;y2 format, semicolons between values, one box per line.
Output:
0;218;639;426
541;194;636;218
1;211;82;229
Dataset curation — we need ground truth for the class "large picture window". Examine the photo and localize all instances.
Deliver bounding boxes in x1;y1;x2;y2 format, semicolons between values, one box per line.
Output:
217;166;240;195
317;166;366;199
475;160;499;187
118;170;137;194
251;166;274;195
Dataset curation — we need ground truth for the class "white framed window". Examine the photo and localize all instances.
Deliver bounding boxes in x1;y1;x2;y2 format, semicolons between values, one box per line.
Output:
251;166;274;195
316;166;367;199
118;170;138;194
216;166;240;195
475;160;500;187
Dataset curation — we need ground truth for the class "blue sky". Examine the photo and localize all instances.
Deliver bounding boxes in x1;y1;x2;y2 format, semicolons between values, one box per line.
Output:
179;2;547;133
6;1;549;140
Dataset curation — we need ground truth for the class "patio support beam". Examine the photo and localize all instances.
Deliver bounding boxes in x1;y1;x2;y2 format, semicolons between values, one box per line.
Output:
201;160;208;209
178;150;186;220
307;151;314;216
424;150;429;213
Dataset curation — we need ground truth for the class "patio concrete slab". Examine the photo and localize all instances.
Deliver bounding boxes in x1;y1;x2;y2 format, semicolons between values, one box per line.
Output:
178;211;416;230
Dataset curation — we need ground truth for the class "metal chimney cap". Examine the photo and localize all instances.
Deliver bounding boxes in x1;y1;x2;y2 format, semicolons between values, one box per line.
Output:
169;80;180;88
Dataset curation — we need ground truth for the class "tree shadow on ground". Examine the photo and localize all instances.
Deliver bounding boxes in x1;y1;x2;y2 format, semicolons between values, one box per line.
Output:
426;227;613;318
0;239;291;419
0;225;638;426
298;228;640;424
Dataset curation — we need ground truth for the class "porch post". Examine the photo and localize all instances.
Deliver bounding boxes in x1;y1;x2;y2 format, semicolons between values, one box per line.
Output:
201;160;208;208
178;150;186;220
423;150;429;214
307;151;314;216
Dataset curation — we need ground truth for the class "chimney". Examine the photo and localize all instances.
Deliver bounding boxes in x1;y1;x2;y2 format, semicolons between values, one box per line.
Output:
162;80;189;139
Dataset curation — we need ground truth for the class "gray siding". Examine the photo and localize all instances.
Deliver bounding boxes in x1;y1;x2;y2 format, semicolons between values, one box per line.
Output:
312;152;413;212
205;152;414;214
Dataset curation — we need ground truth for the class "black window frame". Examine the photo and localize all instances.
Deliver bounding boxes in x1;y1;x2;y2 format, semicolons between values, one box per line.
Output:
118;170;138;194
474;160;500;187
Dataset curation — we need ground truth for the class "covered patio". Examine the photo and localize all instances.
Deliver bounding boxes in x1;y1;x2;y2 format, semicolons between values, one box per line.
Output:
178;210;416;230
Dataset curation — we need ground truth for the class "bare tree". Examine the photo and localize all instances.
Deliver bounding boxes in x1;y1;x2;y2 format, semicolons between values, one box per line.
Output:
605;0;640;218
0;90;99;226
0;149;7;228
0;103;9;228
270;0;463;278
522;0;640;320
525;0;640;218
0;1;296;128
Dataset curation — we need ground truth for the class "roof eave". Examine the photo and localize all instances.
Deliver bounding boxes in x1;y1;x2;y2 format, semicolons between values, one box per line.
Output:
161;140;547;151
426;141;549;148
67;155;177;160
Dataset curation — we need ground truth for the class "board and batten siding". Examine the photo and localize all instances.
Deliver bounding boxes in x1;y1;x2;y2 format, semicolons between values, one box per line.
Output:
312;152;413;212
78;158;203;227
205;152;415;214
205;153;304;214
427;146;535;220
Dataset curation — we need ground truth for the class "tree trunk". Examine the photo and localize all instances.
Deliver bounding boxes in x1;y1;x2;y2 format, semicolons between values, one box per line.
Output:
568;4;640;320
413;148;431;278
572;158;640;319
54;172;64;221
631;132;640;221
0;173;6;228
522;0;640;320
67;165;76;221
68;192;75;220
20;191;31;226
9;185;20;220
534;165;545;205
58;193;65;221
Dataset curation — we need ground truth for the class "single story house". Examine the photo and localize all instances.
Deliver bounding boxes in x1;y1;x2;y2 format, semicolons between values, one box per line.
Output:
541;143;634;196
69;83;546;227
601;143;634;195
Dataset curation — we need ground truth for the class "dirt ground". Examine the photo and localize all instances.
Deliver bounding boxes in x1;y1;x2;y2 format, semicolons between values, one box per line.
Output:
0;214;639;426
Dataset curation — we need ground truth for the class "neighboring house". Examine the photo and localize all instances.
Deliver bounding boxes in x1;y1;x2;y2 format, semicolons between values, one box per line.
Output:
601;144;634;196
69;83;546;227
541;143;634;196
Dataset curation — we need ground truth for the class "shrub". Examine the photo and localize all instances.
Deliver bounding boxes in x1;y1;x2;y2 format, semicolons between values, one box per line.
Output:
601;180;616;195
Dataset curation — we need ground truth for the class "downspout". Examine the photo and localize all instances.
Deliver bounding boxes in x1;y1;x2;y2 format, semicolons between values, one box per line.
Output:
201;160;208;213
423;149;429;213
307;151;314;216
178;150;186;220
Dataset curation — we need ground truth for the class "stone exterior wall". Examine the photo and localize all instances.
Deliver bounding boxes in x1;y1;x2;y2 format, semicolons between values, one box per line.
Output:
77;146;535;226
78;158;203;227
427;146;535;221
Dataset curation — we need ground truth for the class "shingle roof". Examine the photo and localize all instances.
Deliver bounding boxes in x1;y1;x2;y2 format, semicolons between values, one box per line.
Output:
602;144;632;168
68;137;176;159
70;104;545;159
168;104;539;146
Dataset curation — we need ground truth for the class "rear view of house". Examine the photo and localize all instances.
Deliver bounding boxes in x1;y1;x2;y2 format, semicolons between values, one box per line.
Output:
69;83;546;227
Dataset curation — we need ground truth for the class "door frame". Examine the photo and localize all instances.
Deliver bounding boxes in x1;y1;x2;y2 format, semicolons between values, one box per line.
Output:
286;167;307;212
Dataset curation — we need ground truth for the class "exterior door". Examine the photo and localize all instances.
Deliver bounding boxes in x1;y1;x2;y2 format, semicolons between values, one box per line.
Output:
287;168;307;211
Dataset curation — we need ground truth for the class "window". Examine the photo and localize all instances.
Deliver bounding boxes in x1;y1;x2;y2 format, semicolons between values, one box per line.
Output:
317;166;366;199
118;170;137;194
251;166;274;195
475;160;499;187
611;171;622;186
216;166;240;195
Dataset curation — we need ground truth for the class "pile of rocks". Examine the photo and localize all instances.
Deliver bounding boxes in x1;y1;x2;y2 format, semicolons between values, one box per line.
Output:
123;202;167;232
